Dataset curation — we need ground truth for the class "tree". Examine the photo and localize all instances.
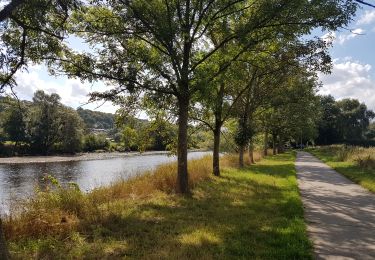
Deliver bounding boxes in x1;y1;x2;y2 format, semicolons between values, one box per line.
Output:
83;133;110;152
0;0;81;92
316;97;375;143
34;0;358;192
29;90;62;154
122;126;138;151
336;99;375;140
366;122;375;140
2;99;27;148
316;95;342;144
59;107;84;153
266;73;321;150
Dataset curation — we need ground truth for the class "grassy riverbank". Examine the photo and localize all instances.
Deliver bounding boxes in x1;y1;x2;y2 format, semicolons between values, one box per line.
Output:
4;152;311;259
308;145;375;193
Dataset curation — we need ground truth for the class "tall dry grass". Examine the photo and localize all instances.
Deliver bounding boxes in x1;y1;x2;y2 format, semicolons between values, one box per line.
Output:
3;155;213;240
221;150;264;168
3;151;271;241
321;145;375;170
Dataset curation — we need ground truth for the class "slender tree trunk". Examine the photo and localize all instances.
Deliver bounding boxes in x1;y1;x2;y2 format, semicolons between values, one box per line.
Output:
248;140;255;164
177;96;189;194
0;218;9;260
239;145;245;168
277;137;284;153
263;130;268;156
213;126;221;176
272;134;277;155
212;83;224;177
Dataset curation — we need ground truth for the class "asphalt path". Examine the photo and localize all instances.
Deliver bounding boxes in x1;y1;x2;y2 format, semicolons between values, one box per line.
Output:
296;151;375;260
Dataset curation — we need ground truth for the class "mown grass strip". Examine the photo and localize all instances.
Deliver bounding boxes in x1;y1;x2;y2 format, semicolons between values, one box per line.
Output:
307;147;375;193
8;152;312;259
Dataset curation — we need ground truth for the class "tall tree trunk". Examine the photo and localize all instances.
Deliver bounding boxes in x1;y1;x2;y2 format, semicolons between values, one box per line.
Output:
239;145;245;168
177;97;189;194
272;134;277;155
277;137;284;154
0;218;9;260
248;140;255;164
212;83;224;177
263;130;268;156
213;126;221;176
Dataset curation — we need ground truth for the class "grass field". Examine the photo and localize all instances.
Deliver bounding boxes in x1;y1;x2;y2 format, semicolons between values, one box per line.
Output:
5;152;312;259
308;146;375;193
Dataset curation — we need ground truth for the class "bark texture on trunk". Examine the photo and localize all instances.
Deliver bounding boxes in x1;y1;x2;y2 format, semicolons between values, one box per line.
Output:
212;83;224;177
213;126;221;176
248;141;255;164
272;134;277;155
263;130;268;156
239;145;245;168
0;218;9;260
277;139;284;154
177;97;189;194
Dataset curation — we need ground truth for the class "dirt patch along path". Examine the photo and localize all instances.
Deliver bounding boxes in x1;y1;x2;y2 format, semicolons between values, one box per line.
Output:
296;151;375;260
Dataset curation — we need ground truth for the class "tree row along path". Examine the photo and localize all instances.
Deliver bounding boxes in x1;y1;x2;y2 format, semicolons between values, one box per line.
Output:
296;151;375;260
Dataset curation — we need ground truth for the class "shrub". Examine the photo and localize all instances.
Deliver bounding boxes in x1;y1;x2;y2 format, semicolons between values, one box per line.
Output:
83;134;110;152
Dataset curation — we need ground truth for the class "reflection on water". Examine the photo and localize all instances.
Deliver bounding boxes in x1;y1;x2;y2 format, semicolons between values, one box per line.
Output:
0;152;209;212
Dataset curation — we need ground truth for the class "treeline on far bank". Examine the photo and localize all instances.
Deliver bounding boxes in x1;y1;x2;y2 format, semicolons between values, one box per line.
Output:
316;95;375;147
0;91;193;156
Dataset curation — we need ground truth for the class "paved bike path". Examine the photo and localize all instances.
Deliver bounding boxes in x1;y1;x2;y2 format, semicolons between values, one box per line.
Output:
296;151;375;260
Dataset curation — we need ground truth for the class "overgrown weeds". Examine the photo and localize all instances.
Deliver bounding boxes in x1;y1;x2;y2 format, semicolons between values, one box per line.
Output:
317;145;375;170
308;145;375;193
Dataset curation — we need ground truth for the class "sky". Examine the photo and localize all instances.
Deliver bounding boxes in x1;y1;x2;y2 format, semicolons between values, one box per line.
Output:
10;4;375;113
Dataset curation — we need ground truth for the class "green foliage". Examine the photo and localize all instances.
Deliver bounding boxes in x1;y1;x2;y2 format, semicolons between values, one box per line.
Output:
1;0;82;90
1;100;27;145
28;90;63;153
121;126;138;151
57;107;85;153
0;91;85;155
83;134;109;152
316;96;375;144
76;108;114;129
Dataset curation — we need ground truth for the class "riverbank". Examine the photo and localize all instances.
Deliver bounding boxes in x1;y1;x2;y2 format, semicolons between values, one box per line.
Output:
0;151;175;164
3;152;311;259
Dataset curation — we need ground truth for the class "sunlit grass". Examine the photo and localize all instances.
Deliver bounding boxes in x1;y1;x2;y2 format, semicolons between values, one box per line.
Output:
308;145;375;193
4;152;312;259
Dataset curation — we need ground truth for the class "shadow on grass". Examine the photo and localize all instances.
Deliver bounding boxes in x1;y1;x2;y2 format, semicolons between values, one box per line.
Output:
12;153;312;259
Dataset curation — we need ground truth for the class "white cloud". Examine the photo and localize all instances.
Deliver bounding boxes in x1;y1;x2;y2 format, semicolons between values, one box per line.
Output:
9;65;118;113
318;59;375;111
337;28;364;45
357;10;375;25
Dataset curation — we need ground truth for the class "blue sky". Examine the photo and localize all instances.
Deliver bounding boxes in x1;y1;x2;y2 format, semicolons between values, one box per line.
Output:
12;5;375;113
318;5;375;111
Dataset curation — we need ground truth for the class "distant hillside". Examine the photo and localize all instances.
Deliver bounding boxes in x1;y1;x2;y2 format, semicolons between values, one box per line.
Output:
77;107;115;129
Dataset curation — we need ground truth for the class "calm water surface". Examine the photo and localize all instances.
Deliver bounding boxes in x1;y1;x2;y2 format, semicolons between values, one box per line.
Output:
0;152;209;212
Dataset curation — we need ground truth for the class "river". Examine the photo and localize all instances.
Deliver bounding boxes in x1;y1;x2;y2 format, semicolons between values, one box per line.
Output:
0;151;209;212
